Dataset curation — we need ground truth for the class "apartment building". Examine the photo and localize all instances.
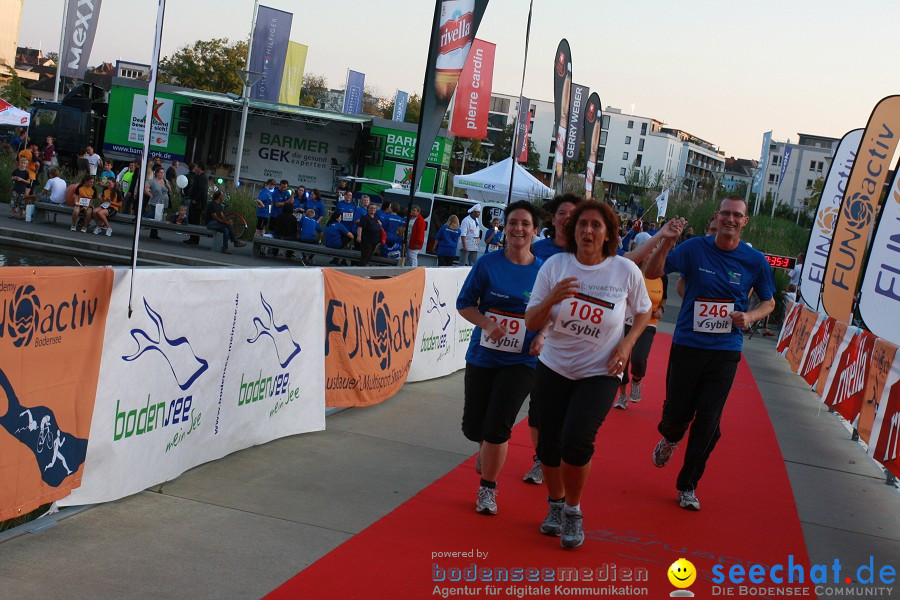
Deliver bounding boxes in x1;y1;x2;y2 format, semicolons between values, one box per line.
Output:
756;133;838;212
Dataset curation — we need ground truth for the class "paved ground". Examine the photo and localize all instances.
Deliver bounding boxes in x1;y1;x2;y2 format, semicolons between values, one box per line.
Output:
0;226;897;599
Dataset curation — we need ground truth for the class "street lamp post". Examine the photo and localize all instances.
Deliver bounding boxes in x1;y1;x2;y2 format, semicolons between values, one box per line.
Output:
233;69;264;187
460;140;472;175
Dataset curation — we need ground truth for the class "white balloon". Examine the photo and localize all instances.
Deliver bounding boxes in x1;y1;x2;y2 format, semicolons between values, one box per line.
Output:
176;174;188;189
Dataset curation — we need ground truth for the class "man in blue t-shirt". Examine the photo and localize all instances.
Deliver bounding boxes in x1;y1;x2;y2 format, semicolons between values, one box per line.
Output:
644;196;775;512
255;179;276;237
335;190;358;240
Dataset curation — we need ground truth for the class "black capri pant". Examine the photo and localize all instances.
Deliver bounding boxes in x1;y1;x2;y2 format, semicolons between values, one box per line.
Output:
620;324;656;385
462;363;534;445
533;361;620;467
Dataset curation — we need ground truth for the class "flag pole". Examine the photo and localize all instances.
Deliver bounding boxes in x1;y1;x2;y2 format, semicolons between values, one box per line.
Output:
127;0;167;318
53;0;68;102
506;0;533;206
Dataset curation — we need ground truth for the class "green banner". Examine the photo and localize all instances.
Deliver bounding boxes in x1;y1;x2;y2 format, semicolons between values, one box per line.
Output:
362;160;438;194
103;84;190;161
369;125;452;168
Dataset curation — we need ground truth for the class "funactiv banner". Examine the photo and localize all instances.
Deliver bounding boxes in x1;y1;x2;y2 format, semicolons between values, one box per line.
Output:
564;83;589;162
821;328;877;423
278;42;308;106
552;39;572;194
823;96;900;323
408;268;472;382
450;39;496;139
60;0;104;79
859;339;898;444
249;5;293;102
858;164;900;346
799;129;862;311
866;348;900;478
0;268;113;521
583;92;602;198
61;268;325;506
323;269;425;407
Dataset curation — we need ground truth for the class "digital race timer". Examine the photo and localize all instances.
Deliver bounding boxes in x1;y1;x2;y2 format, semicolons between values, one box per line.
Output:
763;253;796;270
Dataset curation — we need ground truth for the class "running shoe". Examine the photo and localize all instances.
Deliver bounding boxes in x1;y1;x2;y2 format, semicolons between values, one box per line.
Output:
475;445;482;475
678;490;700;511
80;226;87;233
540;501;564;536
93;226;102;235
106;228;112;237
475;486;498;515
523;456;543;485
652;438;678;468
613;393;628;410
70;225;77;231
630;381;643;402
560;509;584;548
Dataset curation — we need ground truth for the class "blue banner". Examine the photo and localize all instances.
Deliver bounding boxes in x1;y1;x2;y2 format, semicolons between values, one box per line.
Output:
343;70;366;115
249;5;293;102
777;145;792;193
393;90;409;122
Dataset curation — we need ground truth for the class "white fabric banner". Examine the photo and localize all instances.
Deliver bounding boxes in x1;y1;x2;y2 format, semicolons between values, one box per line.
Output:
858;167;900;346
62;268;325;506
867;349;900;471
800;129;863;311
407;267;472;382
655;188;669;218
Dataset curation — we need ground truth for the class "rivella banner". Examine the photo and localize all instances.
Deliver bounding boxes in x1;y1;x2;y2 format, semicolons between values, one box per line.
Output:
799;129;862;311
450;38;495;139
858;165;900;346
324;269;425;407
0;268;113;521
552;39;572;194
60;0;103;79
249;5;293;102
859;338;898;444
867;348;900;478
61;268;325;507
823;96;900;322
821;328;877;423
408;267;472;382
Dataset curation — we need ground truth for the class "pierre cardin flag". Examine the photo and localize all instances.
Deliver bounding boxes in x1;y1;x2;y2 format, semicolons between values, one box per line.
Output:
823;95;900;323
450;39;496;139
552;39;571;194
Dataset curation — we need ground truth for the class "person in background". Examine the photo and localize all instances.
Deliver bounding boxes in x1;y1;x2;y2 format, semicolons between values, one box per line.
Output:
306;188;325;221
291;185;306;215
92;179;122;237
459;204;482;266
40;136;56;179
255;178;276;237
184;162;208;245
165;160;179;188
324;209;354;264
335;190;358;241
167;205;188;225
298;208;323;243
788;252;805;288
485;218;504;252
71;174;96;232
405;204;427;267
98;161;116;187
145;166;171;240
270;200;299;259
273;179;293;215
17;145;38;194
381;202;406;247
354;194;372;233
10;158;30;219
84;146;102;176
41;167;67;205
456;200;545;516
206;190;246;254
436;214;462;266
356;200;383;266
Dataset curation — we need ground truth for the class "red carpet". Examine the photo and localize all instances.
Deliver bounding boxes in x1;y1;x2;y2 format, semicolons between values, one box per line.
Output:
268;334;814;599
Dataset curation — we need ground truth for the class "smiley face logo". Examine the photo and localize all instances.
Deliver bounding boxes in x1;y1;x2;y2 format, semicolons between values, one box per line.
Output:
668;558;697;589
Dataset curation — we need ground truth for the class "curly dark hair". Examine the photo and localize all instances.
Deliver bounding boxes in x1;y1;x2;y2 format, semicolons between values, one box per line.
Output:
563;200;620;257
504;200;542;231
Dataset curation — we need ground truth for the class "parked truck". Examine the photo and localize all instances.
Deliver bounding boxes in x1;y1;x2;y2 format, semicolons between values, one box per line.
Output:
29;83;108;167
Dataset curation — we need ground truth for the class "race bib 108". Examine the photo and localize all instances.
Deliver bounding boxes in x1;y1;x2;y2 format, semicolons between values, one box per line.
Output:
557;293;615;344
693;298;735;334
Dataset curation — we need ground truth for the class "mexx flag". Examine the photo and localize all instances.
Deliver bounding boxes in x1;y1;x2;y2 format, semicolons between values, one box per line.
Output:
60;0;104;79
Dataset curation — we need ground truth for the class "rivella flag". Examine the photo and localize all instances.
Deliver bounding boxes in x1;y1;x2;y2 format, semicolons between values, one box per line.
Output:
858;164;900;346
323;268;426;407
60;0;103;79
799;129;863;312
450;38;496;139
342;69;366;115
0;267;113;521
565;83;589;161
823;95;900;323
868;349;900;479
583;92;602;198
410;0;489;195
278;42;307;106
249;5;293;102
516;97;531;162
552;39;572;194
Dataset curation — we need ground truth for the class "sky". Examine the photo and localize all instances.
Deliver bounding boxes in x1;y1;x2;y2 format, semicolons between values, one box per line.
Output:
17;0;900;159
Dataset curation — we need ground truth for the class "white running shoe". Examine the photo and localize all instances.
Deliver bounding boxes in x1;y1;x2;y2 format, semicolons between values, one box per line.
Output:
630;381;643;402
106;228;112;237
475;486;498;515
93;226;102;235
678;490;700;511
523;456;543;485
560;510;584;548
613;393;628;410
652;438;678;468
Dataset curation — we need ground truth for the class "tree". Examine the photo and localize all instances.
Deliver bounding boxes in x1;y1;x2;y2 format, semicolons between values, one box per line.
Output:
1;67;31;109
380;93;422;124
299;73;330;109
159;38;247;95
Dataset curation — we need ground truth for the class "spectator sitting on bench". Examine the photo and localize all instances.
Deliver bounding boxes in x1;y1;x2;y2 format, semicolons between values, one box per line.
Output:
270;201;298;258
324;209;354;264
92;179;122;236
206;190;246;254
71;174;96;232
298;208;323;244
167;205;188;225
41;167;68;205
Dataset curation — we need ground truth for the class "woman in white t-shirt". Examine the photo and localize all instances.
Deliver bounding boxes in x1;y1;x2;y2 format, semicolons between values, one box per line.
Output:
524;200;653;549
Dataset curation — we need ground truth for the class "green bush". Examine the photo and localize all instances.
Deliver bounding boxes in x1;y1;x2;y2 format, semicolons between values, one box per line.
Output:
215;183;258;240
0;148;14;202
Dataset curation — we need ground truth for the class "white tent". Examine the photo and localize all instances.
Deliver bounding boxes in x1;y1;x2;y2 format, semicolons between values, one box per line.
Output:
0;99;30;127
453;157;551;203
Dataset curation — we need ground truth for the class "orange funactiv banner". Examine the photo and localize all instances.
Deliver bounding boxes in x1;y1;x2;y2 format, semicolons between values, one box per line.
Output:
785;307;820;374
323;268;425;407
816;321;850;397
822;96;900;322
859;339;899;444
0;267;113;521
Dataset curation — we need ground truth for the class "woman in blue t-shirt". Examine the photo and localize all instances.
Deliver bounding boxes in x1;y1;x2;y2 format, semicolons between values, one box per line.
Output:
435;215;462;266
324;210;353;249
455;200;544;517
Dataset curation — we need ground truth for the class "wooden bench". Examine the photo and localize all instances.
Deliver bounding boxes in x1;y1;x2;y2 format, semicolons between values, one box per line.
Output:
252;236;400;266
34;201;136;226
